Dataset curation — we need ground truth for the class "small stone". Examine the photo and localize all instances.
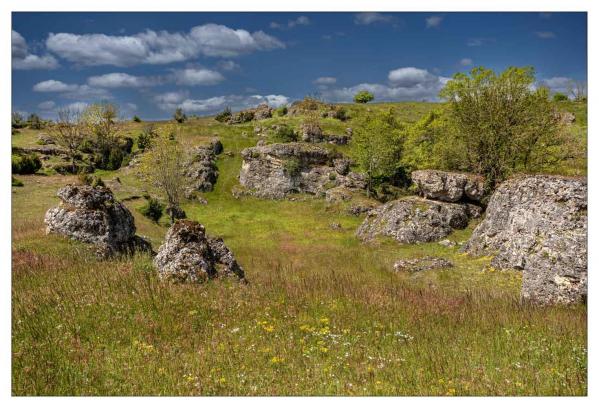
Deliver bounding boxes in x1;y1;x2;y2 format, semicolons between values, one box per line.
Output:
393;257;454;273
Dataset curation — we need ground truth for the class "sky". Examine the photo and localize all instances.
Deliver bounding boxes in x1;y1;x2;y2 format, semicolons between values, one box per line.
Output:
12;12;587;120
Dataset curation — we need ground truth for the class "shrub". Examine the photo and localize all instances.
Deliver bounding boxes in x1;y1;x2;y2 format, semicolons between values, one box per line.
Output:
107;147;124;170
283;158;302;177
215;107;232;123
27;113;43;129
12;112;25;129
132;115;142;122
12;176;24;187
553;92;568;102
78;173;105;187
272;125;298;143
12;153;42;174
274;105;288;117
332;106;349;121
140;197;164;223
137;125;158;151
353;90;374;104
173;108;187;123
79;139;96;153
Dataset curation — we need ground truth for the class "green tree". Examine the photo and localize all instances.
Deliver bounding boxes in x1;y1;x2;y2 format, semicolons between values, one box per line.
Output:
353;90;375;104
139;125;189;224
82;102;122;169
351;110;402;196
49;108;86;174
553;92;568;102
132;115;142;122
12;112;24;129
27;113;43;129
173;107;187;123
439;66;561;191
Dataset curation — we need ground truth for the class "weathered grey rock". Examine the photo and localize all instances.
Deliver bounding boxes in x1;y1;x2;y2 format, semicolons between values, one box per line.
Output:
253;103;273;120
37;133;55;145
299;122;324;143
463;175;587;304
438;239;457;248
154;220;245;283
239;142;365;199
555;111;576;124
326;134;349;145
44;184;152;257
210;138;223;155
333;158;350;176
185;145;219;194
357;196;480;243
394;257;454;273
325;186;353;203
412;170;485;203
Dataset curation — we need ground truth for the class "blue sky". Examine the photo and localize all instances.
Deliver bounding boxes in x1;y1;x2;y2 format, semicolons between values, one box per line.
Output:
12;12;587;119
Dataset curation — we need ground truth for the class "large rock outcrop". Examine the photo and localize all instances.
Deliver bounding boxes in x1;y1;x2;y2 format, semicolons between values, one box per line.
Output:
412;170;485;203
239;142;366;199
154;220;245;283
44;184;152;257
463;175;587;304
357;196;481;244
184;140;222;197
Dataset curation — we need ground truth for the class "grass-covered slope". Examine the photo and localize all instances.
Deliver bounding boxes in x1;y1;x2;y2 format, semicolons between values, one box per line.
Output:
11;102;587;395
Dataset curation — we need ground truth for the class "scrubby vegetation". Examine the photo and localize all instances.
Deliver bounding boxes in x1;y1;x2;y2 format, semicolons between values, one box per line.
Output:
11;65;587;395
12;152;42;174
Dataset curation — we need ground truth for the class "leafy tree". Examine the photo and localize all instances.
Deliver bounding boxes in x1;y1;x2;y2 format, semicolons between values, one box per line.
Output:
173;107;187;123
137;124;158;151
12;112;24;129
439;66;562;191
139;125;189;224
215;107;232;123
353;90;375;104
82;103;122;169
27;113;43;129
272;124;297;142
274;105;288;117
350;110;402;196
553;92;568;102
49;108;86;174
132;115;142;122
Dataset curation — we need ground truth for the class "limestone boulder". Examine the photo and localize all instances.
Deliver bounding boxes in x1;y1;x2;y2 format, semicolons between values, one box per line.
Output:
411;170;485;203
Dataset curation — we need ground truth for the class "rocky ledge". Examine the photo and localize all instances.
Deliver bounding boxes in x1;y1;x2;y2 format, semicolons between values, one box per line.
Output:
463;175;587;304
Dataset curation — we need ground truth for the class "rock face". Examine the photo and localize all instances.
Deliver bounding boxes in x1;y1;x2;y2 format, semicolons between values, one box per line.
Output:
239;142;365;199
154;220;245;283
357;196;481;244
184;144;220;196
44;184;152;257
394;256;453;273
463;175;587;304
299;122;324;143
412;170;485;203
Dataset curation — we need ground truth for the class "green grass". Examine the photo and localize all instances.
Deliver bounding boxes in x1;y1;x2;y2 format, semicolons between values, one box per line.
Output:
11;101;587;395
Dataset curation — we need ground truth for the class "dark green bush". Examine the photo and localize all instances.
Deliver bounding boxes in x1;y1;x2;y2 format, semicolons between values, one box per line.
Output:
215;107;232;123
27;113;43;129
173;108;187;123
553;92;569;102
107;147;124;170
78;173;105;187
137;125;158;151
12;153;42;174
272;125;298;143
140;197;164;223
274;105;288;117
79;139;96;154
283;158;302;177
132;115;142;122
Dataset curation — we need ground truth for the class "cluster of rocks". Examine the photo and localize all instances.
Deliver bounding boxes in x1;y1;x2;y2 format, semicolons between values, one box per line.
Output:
154;220;245;283
394;256;453;273
299;123;350;145
184;138;223;198
45;184;245;283
228;104;272;124
238;142;366;199
44;184;152;257
463;175;587;304
357;170;484;244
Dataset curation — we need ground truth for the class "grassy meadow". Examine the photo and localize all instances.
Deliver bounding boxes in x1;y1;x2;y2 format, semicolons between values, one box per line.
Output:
11;101;587;395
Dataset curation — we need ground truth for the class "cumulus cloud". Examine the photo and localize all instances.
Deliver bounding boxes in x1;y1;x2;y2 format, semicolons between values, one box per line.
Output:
425;15;443;28
33;80;111;100
217;60;241;71
535;31;556;39
154;91;289;114
87;72;161;88
46;24;285;67
321;67;449;103
171;68;225;86
539;76;577;94
460;58;473;66
270;15;311;29
354;12;393;25
38;100;56;110
12;30;59;70
313;77;337;85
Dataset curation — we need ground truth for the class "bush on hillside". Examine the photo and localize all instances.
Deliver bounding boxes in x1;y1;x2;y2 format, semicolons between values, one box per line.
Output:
272;125;298;143
553;92;568;102
137;125;158;151
132;115;142;122
215;107;232;123
274;105;288;117
140;197;164;223
353;90;375;104
12;153;42;174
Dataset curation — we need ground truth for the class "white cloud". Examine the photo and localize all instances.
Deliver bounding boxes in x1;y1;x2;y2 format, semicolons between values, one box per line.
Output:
535;31;556;39
33;80;111;100
354;12;393;25
12;30;59;70
87;72;160;88
171;68;225;86
46;24;284;67
540;76;576;94
217;60;241;71
65;102;90;112
271;15;311;29
38;100;56;110
33;80;78;92
425;15;444;28
460;58;473;66
314;77;337;85
154;91;289;114
322;67;449;103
